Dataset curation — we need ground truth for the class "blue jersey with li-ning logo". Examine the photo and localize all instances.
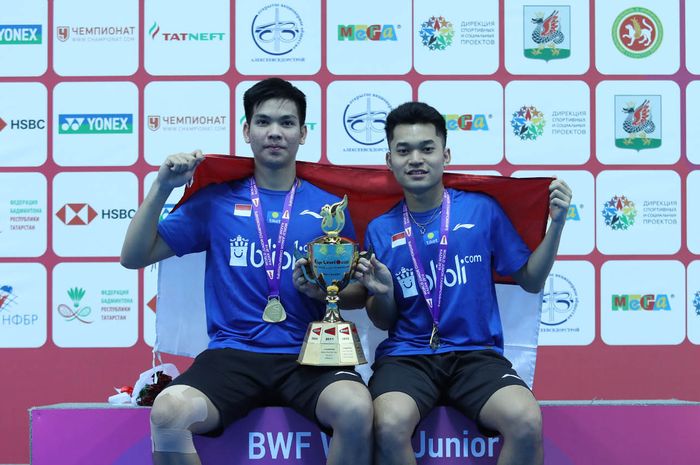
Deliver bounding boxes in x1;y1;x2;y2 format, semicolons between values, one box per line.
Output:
158;177;356;353
365;188;531;359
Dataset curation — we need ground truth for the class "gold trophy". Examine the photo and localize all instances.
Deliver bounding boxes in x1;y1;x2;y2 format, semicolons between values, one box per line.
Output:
296;195;367;366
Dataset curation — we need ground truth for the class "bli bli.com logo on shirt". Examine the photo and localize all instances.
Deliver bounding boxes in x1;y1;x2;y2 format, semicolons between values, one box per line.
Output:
395;254;482;298
229;235;308;269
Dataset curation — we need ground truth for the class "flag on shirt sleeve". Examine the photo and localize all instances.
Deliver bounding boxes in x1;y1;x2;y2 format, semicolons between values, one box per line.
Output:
156;155;552;387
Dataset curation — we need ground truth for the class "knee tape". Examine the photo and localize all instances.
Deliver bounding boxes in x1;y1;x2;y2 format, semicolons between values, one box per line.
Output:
151;385;209;454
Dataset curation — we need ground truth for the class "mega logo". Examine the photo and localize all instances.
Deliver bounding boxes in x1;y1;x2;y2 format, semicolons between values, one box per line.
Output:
148;22;224;41
343;93;392;145
444;114;490;131
57;287;93;323
0;117;45;131
612;7;662;59
614;95;661;151
419;16;453;50
611;294;671;311
251;4;303;56
58;114;133;134
511;105;546;141
338;24;398;41
524;7;570;61
601;195;636;230
541;273;578;326
0;25;42;44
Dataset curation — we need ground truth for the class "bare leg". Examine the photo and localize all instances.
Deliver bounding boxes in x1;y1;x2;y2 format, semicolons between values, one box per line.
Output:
315;380;374;465
478;385;543;465
373;392;421;465
150;385;221;465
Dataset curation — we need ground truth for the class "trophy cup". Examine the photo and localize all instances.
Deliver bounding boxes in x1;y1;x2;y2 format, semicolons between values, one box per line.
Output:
297;195;368;366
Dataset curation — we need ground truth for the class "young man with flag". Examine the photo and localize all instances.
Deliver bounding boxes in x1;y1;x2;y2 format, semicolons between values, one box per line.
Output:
121;78;373;465
355;101;572;465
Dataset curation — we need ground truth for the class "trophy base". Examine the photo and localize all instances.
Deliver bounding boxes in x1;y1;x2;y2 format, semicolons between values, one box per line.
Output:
297;321;367;366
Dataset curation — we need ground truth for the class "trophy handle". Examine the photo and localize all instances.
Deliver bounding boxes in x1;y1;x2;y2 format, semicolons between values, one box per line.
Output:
293;249;317;285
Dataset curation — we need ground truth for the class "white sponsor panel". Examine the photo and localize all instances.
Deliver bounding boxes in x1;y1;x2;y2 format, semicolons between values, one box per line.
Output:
594;1;679;75
505;80;590;165
53;81;138;166
601;260;685;345
418;81;503;165
512;170;594;255
687;261;700;345
145;0;229;76
327;0;411;75
414;0;499;75
0;1;47;76
0;82;47;167
53;0;138;76
52;171;137;257
326;80;412;165
0;263;46;348
687;2;700;74
52;262;138;348
144;81;230;166
689;171;700;254
504;0;589;75
234;80;321;162
538;260;595;346
0;172;47;257
235;0;320;75
596;170;680;255
595;80;680;165
686;82;700;164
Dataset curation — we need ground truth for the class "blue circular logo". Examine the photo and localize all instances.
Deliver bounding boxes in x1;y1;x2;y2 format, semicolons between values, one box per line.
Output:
343;93;392;146
251;4;303;56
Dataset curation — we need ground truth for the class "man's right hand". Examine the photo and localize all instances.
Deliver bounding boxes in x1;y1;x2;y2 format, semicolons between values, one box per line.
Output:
355;254;394;297
157;150;205;191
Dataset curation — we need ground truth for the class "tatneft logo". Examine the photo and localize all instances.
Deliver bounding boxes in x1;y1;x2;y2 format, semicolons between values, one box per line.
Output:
57;287;93;324
395;255;483;298
251;4;303;56
693;291;700;316
611;293;671;311
511;105;546;141
541;273;578;326
615;95;661;151
343;93;392;145
419;16;453;51
58;114;133;134
57;25;135;42
524;8;569;61
0;285;17;312
601;195;637;230
0;25;42;44
229;236;308;269
337;24;399;41
148;21;224;42
147;114;227;131
612;7;663;59
0;116;46;132
444;114;490;131
56;203;135;225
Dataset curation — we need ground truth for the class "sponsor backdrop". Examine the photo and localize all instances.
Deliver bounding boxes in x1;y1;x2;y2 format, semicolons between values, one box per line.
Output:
0;0;698;462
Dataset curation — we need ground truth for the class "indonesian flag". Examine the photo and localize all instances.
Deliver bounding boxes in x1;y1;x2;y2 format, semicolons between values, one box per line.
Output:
391;232;406;248
156;155;551;387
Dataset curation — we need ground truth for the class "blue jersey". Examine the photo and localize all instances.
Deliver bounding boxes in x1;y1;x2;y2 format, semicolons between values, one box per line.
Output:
365;188;531;358
158;178;356;354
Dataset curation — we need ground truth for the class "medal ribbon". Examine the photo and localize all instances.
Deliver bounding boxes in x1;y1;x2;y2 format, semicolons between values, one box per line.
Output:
402;189;451;328
250;177;297;300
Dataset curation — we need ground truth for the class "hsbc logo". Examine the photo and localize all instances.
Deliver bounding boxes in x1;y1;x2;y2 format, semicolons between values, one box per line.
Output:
0;117;44;132
55;203;97;225
0;118;6;132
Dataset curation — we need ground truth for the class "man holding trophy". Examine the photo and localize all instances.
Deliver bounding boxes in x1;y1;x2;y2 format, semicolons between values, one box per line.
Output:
355;102;572;465
120;78;372;465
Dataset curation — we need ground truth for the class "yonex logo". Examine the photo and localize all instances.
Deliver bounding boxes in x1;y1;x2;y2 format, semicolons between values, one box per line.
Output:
0;25;42;44
58;114;133;134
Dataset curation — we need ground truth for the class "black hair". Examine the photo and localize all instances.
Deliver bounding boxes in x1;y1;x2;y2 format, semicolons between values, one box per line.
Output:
384;101;447;147
243;77;307;125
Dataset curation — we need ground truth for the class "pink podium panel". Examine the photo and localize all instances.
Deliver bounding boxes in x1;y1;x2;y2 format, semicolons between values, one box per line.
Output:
30;402;700;465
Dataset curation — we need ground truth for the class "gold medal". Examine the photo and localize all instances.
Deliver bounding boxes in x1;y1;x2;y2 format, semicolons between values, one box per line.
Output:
263;297;287;323
429;323;441;351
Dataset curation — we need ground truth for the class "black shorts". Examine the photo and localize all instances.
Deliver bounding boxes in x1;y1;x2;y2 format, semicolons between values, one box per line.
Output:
368;350;530;437
169;348;365;436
